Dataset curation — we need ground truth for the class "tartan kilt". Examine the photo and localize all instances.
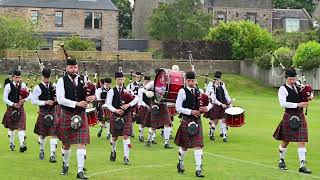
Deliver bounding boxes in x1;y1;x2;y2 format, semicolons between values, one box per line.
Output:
110;112;132;137
143;110;152;128
150;103;171;129
203;108;214;119
131;105;139;123
174;116;204;148
211;105;226;120
55;105;62;119
137;106;148;125
99;109;112;123
273;109;308;142
56;109;90;145
34;107;57;137
2;106;26;130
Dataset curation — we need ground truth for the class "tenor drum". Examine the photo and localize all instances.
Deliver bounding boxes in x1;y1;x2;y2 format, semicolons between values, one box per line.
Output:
225;107;245;127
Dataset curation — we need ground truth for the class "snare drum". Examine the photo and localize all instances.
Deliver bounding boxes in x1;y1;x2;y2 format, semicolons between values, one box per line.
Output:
86;108;98;126
154;68;185;103
225;107;245;127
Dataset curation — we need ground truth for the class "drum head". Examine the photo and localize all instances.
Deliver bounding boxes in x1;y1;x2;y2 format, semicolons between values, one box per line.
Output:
225;107;245;115
154;69;168;102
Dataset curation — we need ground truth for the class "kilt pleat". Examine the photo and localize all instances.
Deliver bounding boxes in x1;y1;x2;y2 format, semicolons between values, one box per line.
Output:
2;106;26;130
34;107;57;137
110;112;132;137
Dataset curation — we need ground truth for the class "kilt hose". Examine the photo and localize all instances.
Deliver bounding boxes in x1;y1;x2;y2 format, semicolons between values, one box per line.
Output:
150;103;171;129
174;116;204;149
110;112;132;137
56;109;90;146
2;106;26;130
211;105;226;120
273;109;308;142
34;107;57;137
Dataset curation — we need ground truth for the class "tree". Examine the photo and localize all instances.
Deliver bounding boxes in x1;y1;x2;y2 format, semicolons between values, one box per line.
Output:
148;0;212;41
112;0;132;38
205;21;276;60
0;16;44;50
273;0;316;14
60;35;96;51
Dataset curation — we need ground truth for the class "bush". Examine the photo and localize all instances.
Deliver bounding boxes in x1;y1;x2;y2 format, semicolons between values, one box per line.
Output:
60;35;96;51
292;41;320;70
273;30;318;50
205;20;276;60
272;47;294;68
255;53;272;69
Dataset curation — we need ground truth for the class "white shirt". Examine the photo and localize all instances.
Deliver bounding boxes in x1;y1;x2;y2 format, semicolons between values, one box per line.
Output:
31;82;50;106
138;88;149;107
126;81;141;92
205;81;214;94
145;81;154;91
278;84;299;109
104;85;139;112
56;75;81;108
3;81;29;106
175;87;212;116
95;86;111;101
210;83;231;106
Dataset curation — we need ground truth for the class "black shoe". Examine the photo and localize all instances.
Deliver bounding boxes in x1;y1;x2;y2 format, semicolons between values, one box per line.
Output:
9;143;15;151
209;135;215;141
145;140;152;147
83;167;87;172
151;140;157;144
110;151;116;161
223;137;228;142
170;134;174;139
131;133;135;138
195;170;205;177
76;171;88;179
139;136;145;142
19;142;27;153
60;162;68;175
177;162;185;174
299;166;312;174
97;128;102;138
164;143;173;149
219;133;223;137
124;157;130;165
50;154;57;163
278;159;287;170
39;150;45;160
106;134;111;139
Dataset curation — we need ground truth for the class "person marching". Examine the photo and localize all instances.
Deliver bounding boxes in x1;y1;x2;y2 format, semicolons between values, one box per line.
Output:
105;71;138;165
273;67;312;174
137;76;152;142
96;78;112;139
32;68;59;163
175;71;211;178
126;71;143;138
56;58;96;179
2;70;29;152
208;71;232;142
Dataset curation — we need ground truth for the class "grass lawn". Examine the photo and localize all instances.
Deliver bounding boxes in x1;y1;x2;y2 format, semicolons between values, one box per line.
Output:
0;73;319;180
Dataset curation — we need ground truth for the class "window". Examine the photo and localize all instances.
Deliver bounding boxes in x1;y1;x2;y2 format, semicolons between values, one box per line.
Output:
96;40;102;51
285;18;300;32
217;14;225;22
55;11;63;26
246;13;257;23
84;12;93;29
94;12;102;29
31;10;38;24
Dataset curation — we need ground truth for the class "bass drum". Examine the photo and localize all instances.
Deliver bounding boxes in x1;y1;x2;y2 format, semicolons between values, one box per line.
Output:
154;68;185;103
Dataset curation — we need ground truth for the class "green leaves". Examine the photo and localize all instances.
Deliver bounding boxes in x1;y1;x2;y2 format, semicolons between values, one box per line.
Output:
60;35;96;51
293;41;320;70
273;0;316;15
111;0;132;38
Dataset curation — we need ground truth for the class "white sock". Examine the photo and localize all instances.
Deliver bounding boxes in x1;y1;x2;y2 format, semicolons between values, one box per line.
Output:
8;130;15;144
139;125;144;137
110;139;117;152
298;148;307;167
148;128;155;141
194;149;203;171
62;148;71;166
152;130;156;141
77;149;86;173
221;122;227;137
279;144;287;161
219;120;223;134
210;122;216;136
106;122;110;136
123;139;131;159
38;136;46;151
170;126;173;135
50;138;58;156
132;123;135;134
178;147;186;164
164;126;170;144
18;131;25;147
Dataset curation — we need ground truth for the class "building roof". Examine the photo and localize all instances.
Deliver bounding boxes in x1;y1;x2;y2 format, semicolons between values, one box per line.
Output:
205;0;273;9
0;0;118;11
273;9;312;20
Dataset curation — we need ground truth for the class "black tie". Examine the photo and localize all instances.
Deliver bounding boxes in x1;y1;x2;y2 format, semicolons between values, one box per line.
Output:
191;88;195;96
118;87;122;93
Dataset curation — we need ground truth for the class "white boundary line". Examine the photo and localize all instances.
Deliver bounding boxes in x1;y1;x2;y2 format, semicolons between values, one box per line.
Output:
88;164;174;178
205;152;320;179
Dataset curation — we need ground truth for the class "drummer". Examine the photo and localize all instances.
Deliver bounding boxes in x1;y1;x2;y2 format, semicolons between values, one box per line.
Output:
209;71;232;142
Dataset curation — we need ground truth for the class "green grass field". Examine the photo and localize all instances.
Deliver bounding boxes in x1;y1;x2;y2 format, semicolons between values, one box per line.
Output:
0;74;319;180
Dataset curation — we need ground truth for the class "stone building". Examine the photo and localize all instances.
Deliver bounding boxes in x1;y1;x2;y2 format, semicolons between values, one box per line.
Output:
0;0;119;51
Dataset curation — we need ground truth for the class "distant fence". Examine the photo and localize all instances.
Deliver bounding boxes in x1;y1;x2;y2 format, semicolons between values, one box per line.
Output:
0;50;152;61
240;61;320;90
